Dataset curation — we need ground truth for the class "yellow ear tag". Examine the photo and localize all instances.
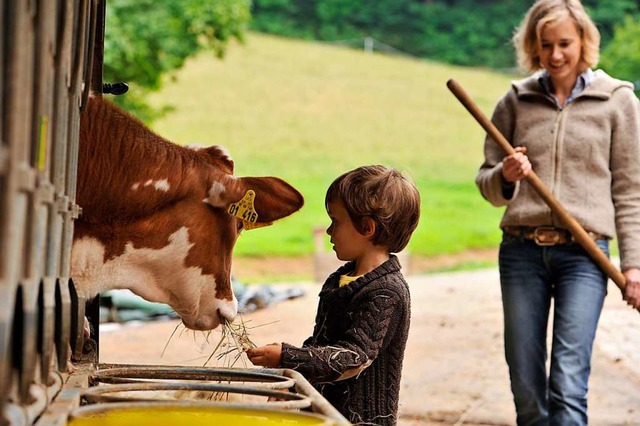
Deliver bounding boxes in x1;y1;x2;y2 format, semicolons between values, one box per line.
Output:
227;190;273;230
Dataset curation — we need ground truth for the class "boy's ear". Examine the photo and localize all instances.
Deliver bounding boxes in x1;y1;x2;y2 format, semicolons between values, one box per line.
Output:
362;217;376;238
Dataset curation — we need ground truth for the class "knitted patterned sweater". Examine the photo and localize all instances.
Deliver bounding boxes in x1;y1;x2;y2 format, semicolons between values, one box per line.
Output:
280;256;411;425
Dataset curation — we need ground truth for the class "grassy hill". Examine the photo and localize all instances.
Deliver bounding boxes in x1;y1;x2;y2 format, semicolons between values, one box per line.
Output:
147;33;515;273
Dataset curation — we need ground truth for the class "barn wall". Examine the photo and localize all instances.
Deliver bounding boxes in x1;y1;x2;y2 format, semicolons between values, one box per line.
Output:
0;0;102;424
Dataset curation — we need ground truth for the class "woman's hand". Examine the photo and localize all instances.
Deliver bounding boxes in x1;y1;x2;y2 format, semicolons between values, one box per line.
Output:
502;146;531;183
245;343;283;367
623;268;640;309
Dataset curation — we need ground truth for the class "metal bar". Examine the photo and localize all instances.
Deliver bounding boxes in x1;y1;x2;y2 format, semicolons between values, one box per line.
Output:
55;277;71;372
47;0;73;282
89;0;104;95
80;0;99;110
81;382;310;409
280;368;351;423
39;277;56;385
83;0;104;353
0;0;4;146
18;0;58;402
94;365;296;388
1;0;31;406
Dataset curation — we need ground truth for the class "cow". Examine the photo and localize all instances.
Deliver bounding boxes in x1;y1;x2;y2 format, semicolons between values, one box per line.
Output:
71;95;304;331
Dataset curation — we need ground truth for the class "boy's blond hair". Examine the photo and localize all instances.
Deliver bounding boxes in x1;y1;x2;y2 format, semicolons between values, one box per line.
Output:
513;0;600;74
325;165;420;253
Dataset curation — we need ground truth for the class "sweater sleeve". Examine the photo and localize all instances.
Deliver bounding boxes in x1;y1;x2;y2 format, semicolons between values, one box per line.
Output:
279;288;403;383
475;90;521;206
610;89;640;270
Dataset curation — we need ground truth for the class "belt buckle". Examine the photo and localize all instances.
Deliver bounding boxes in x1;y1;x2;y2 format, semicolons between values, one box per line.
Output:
533;227;560;246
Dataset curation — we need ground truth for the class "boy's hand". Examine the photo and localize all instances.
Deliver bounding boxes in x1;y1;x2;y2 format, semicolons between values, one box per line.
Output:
245;343;283;367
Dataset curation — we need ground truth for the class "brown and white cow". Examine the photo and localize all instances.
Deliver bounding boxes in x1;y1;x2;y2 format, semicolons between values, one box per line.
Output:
71;95;303;330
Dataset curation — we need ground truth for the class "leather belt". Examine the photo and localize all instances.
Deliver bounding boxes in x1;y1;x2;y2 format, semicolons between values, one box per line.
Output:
503;226;607;246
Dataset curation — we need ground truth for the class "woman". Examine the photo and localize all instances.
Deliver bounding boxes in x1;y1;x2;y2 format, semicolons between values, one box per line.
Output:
475;0;640;424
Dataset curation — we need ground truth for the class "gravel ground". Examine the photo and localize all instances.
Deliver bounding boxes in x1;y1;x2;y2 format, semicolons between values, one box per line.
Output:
99;267;640;425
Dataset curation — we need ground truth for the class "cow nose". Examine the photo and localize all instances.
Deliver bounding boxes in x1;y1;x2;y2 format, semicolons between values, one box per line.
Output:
182;296;238;330
183;315;221;331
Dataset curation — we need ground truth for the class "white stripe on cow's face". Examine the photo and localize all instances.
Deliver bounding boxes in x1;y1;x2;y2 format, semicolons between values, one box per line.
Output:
204;180;228;207
71;227;237;330
130;179;170;192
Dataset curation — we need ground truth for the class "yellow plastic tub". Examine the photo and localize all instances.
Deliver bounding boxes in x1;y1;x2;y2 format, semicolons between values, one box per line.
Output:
68;402;338;426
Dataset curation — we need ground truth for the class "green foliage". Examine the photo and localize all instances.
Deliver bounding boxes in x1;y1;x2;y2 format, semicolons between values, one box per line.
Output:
316;0;430;51
251;0;528;68
417;1;526;68
250;0;318;38
251;0;640;70
583;0;638;45
103;0;250;117
600;16;640;88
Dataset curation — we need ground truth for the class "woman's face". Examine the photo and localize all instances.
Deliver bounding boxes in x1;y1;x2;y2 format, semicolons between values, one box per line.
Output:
538;17;583;87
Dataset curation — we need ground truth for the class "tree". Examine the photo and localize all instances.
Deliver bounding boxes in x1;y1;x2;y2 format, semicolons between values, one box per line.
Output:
583;0;638;46
251;0;319;38
416;1;526;68
250;0;640;72
103;0;251;120
251;0;529;68
600;16;640;92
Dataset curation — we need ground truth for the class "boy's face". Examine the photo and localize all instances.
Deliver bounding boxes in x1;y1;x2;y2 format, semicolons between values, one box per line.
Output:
326;200;370;262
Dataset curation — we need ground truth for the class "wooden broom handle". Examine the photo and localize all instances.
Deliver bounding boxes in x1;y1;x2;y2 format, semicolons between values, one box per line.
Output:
446;78;629;294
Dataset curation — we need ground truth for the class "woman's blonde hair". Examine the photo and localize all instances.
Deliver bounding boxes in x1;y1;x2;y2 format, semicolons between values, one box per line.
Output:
325;165;420;253
513;0;600;74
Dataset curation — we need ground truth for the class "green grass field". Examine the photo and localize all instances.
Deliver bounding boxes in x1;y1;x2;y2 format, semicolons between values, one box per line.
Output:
147;33;515;262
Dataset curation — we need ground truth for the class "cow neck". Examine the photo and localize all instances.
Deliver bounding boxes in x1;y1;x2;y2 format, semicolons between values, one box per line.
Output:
77;96;205;223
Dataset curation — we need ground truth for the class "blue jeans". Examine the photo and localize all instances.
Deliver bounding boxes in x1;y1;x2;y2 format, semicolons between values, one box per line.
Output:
499;234;609;426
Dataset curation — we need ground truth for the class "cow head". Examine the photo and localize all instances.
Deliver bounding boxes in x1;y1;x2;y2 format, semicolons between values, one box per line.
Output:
72;96;304;331
175;158;305;330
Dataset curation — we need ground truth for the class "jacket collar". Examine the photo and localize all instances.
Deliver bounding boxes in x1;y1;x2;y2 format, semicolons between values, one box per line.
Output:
537;68;593;102
512;69;632;102
321;255;402;297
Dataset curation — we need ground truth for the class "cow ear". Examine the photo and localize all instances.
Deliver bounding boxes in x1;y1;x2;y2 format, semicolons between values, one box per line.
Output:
204;176;304;223
237;177;304;223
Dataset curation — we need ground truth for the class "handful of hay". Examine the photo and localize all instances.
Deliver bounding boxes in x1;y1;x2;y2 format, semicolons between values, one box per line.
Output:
162;315;279;369
204;316;257;367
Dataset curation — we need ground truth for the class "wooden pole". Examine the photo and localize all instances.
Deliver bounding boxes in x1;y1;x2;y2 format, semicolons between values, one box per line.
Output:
446;78;631;297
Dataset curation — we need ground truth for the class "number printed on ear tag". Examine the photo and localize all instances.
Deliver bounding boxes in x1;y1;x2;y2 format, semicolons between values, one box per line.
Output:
228;190;259;223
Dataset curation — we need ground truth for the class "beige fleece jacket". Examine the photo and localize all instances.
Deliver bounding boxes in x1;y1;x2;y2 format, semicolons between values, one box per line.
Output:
476;70;640;270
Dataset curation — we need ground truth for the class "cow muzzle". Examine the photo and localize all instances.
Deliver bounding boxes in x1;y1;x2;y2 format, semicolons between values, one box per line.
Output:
181;297;238;331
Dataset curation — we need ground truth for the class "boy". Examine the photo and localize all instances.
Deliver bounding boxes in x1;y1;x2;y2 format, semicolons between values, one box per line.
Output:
247;165;420;425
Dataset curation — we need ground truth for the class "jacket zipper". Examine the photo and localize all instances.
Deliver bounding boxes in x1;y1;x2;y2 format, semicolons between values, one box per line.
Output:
550;106;569;225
